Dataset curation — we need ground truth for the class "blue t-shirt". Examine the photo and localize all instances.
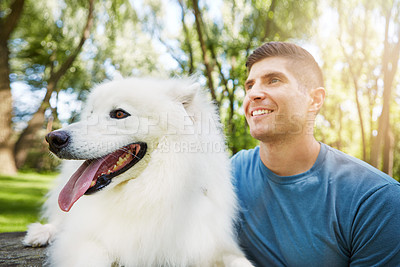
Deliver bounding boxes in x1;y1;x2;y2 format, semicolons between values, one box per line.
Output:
231;143;400;267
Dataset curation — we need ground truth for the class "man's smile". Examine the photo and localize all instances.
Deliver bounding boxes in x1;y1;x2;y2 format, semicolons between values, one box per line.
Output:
251;108;274;116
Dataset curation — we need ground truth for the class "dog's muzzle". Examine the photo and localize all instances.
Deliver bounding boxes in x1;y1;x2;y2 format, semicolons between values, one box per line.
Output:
46;131;70;154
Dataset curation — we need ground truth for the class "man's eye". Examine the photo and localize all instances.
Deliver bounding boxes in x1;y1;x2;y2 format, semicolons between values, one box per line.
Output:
270;78;280;84
246;84;253;91
110;109;131;119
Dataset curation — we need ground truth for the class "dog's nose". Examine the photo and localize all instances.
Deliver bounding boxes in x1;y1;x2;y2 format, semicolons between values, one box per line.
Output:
45;131;70;152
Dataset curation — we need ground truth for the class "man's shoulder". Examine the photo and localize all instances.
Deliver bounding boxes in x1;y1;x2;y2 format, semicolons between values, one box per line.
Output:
231;146;260;163
321;143;399;188
230;146;260;177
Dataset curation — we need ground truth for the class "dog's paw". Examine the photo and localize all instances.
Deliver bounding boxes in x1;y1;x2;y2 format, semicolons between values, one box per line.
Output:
223;255;255;267
23;223;56;247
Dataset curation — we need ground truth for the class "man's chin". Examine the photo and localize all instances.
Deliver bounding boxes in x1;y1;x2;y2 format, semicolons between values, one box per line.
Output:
250;129;273;141
250;130;288;144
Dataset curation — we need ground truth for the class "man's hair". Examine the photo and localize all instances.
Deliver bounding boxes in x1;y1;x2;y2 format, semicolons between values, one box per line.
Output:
246;42;324;90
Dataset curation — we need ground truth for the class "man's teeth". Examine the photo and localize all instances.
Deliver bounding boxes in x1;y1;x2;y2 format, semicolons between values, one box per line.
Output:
252;109;273;116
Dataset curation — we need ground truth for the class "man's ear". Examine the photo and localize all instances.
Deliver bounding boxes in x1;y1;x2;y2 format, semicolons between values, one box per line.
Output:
170;81;200;108
308;87;325;113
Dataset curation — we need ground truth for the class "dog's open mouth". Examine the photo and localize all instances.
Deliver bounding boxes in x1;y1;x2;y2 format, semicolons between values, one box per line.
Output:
58;142;147;212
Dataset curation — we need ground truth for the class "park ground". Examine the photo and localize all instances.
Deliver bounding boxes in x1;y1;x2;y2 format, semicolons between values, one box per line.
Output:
0;172;55;232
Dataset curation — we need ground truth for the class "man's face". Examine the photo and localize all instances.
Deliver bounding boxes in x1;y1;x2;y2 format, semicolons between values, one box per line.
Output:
243;57;313;143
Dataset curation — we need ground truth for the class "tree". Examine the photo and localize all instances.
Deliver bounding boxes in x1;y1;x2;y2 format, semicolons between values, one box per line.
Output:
372;0;400;176
157;0;321;154
13;0;95;169
336;0;375;161
0;0;25;174
7;0;166;170
191;0;218;105
328;0;400;175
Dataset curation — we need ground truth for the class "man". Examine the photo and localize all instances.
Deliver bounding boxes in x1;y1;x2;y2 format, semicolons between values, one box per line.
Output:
231;42;400;266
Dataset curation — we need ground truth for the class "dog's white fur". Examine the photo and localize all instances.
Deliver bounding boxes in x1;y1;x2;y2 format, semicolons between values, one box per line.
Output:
24;77;253;267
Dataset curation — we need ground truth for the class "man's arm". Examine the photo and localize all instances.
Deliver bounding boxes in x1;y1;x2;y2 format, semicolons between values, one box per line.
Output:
350;184;400;266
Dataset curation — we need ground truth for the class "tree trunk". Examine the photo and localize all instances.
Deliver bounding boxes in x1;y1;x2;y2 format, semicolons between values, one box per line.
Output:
351;76;367;161
338;42;367;161
0;77;17;175
13;88;52;169
191;0;218;105
337;0;368;161
0;0;25;174
13;0;94;169
177;0;195;75
336;106;343;151
370;5;400;175
383;128;394;176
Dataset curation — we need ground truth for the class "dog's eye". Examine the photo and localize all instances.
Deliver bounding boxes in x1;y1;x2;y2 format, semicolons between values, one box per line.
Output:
110;109;131;119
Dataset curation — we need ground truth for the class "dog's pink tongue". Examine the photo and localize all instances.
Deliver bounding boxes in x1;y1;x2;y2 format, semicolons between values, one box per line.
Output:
58;159;105;212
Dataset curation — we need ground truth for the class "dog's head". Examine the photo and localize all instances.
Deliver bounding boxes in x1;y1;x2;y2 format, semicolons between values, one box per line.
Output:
46;77;204;212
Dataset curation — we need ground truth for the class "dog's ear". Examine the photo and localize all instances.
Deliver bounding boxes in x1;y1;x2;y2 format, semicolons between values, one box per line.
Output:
113;71;124;81
170;82;199;108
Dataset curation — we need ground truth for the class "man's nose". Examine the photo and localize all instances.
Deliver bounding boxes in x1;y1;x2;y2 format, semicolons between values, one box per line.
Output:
247;84;265;101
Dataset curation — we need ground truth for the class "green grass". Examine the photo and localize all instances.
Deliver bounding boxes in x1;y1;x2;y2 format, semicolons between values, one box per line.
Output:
0;172;56;233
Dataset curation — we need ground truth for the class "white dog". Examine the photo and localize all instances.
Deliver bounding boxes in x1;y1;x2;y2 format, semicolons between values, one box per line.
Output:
24;77;253;267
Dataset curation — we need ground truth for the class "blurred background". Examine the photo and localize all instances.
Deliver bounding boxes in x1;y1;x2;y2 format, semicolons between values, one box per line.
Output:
0;0;399;231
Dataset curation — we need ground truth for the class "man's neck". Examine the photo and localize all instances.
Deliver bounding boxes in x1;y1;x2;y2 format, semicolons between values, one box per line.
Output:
259;135;321;177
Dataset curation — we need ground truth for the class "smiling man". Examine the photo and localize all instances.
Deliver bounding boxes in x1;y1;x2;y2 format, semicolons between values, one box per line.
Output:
231;42;400;266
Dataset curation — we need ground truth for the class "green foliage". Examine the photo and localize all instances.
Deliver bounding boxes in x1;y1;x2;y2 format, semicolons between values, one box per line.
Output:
9;0;164;124
11;0;92;88
162;0;321;153
224;112;259;155
0;172;55;232
5;0;400;178
391;102;400;180
314;0;400;179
